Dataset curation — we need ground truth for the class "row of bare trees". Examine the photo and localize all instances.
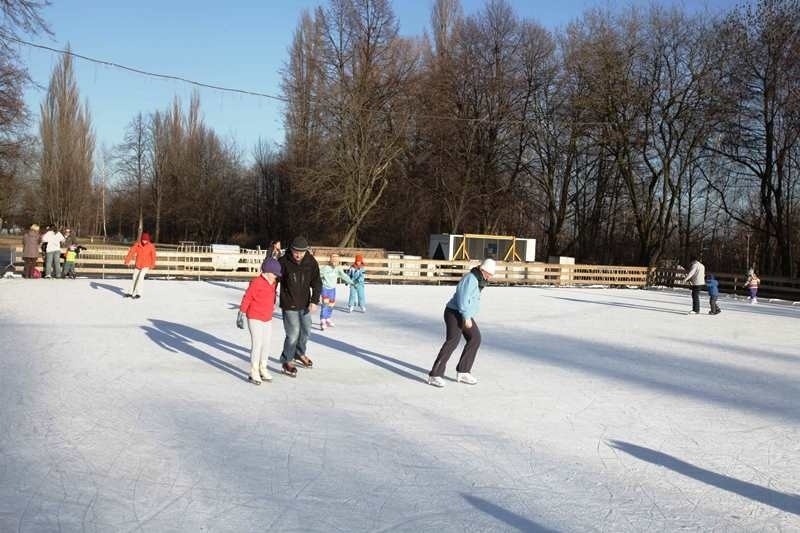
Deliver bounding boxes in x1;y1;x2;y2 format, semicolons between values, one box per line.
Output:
2;0;798;276
281;0;800;275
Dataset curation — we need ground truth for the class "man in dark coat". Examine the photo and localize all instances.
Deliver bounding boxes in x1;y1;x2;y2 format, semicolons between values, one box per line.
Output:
274;236;321;376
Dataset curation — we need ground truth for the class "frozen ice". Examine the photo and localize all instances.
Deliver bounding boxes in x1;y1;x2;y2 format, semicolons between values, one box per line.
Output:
1;278;799;532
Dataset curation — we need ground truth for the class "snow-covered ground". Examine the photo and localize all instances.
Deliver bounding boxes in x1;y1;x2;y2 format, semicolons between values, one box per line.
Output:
1;277;799;532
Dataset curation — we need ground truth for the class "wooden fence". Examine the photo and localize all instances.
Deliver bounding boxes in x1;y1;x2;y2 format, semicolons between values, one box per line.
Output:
9;244;648;285
7;244;799;299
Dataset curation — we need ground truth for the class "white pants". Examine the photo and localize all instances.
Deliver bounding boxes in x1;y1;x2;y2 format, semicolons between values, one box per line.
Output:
129;268;149;296
247;318;272;378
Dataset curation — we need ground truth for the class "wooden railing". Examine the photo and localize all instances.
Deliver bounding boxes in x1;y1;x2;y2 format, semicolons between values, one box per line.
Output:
8;244;798;299
9;244;649;285
650;268;800;300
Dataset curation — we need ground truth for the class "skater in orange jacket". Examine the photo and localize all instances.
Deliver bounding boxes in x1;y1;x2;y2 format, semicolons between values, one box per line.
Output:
123;232;157;299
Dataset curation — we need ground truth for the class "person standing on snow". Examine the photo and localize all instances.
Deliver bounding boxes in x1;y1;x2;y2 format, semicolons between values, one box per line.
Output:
428;258;496;388
347;254;367;312
41;225;65;278
706;274;721;315
276;236;321;376
683;256;706;315
123;232;157;299
21;224;41;278
319;253;353;330
744;268;760;304
238;258;282;385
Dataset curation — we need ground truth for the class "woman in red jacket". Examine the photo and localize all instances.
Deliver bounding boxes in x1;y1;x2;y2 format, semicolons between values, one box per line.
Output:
123;232;157;298
238;258;282;384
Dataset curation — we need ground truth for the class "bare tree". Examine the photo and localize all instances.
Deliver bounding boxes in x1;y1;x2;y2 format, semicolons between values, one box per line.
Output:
116;112;149;238
39;47;95;231
0;0;49;230
710;0;800;276
283;0;418;246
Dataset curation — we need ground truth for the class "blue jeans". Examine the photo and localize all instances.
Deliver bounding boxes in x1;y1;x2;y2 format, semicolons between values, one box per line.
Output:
45;251;61;278
281;309;312;363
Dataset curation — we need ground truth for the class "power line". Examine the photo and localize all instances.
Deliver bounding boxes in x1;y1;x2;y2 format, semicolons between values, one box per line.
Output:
2;32;289;102
3;32;610;127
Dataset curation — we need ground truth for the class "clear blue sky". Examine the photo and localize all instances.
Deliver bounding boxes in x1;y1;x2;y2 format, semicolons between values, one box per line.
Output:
20;0;738;159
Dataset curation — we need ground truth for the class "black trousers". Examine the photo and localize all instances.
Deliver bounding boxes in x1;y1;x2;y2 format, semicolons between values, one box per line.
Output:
429;307;481;378
691;285;704;312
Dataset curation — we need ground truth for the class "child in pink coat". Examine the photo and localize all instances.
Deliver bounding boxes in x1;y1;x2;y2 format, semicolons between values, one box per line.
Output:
238;258;282;384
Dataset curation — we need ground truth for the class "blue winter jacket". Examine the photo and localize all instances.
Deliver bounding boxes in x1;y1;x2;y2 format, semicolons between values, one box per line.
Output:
348;266;366;286
446;270;482;320
706;276;719;297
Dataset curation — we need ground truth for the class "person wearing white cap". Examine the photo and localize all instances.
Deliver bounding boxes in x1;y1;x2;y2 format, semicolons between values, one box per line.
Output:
428;257;496;387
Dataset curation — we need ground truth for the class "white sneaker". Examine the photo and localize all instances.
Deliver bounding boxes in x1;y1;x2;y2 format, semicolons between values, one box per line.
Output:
457;372;478;385
428;376;445;388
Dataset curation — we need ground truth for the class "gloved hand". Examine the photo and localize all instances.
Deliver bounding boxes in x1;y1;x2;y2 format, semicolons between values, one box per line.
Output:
236;311;245;329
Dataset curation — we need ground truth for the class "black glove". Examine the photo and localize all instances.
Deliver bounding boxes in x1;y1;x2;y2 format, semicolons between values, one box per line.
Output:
236;311;245;329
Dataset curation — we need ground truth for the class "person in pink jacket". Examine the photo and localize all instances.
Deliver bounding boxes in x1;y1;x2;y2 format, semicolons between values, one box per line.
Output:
238;258;282;385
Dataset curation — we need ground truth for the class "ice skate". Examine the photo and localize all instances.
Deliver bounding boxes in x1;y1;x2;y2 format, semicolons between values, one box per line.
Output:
457;372;478;385
326;319;334;328
282;362;297;377
248;375;262;386
348;305;354;313
686;310;699;315
359;306;366;313
294;354;313;368
428;376;445;388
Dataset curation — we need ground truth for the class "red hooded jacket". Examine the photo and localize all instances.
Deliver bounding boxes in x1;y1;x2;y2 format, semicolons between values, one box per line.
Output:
240;274;278;321
124;240;157;269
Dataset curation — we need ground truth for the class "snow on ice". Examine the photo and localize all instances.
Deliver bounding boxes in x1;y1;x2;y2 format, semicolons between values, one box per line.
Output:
1;277;799;532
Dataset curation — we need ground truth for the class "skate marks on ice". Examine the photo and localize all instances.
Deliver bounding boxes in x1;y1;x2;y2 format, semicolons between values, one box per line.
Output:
606;440;800;515
369;293;800;422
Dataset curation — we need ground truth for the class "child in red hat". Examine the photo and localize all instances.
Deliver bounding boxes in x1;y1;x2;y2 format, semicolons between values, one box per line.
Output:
347;254;367;312
123;232;157;298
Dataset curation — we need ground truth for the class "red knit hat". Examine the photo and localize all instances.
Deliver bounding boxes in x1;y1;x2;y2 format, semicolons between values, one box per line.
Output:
141;232;151;242
355;254;364;265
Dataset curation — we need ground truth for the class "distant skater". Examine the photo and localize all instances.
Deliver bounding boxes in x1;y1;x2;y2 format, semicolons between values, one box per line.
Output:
706;274;721;315
319;253;353;330
683;257;705;315
428;258;496;388
238;258;282;385
124;232;157;299
21;224;41;278
744;268;760;304
347;254;367;312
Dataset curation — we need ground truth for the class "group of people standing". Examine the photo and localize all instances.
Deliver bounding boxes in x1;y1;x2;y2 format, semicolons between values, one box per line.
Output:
237;237;371;384
683;257;761;315
237;235;493;387
21;224;83;279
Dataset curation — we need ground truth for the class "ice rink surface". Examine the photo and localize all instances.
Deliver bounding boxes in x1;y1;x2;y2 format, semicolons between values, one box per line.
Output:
1;277;799;532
